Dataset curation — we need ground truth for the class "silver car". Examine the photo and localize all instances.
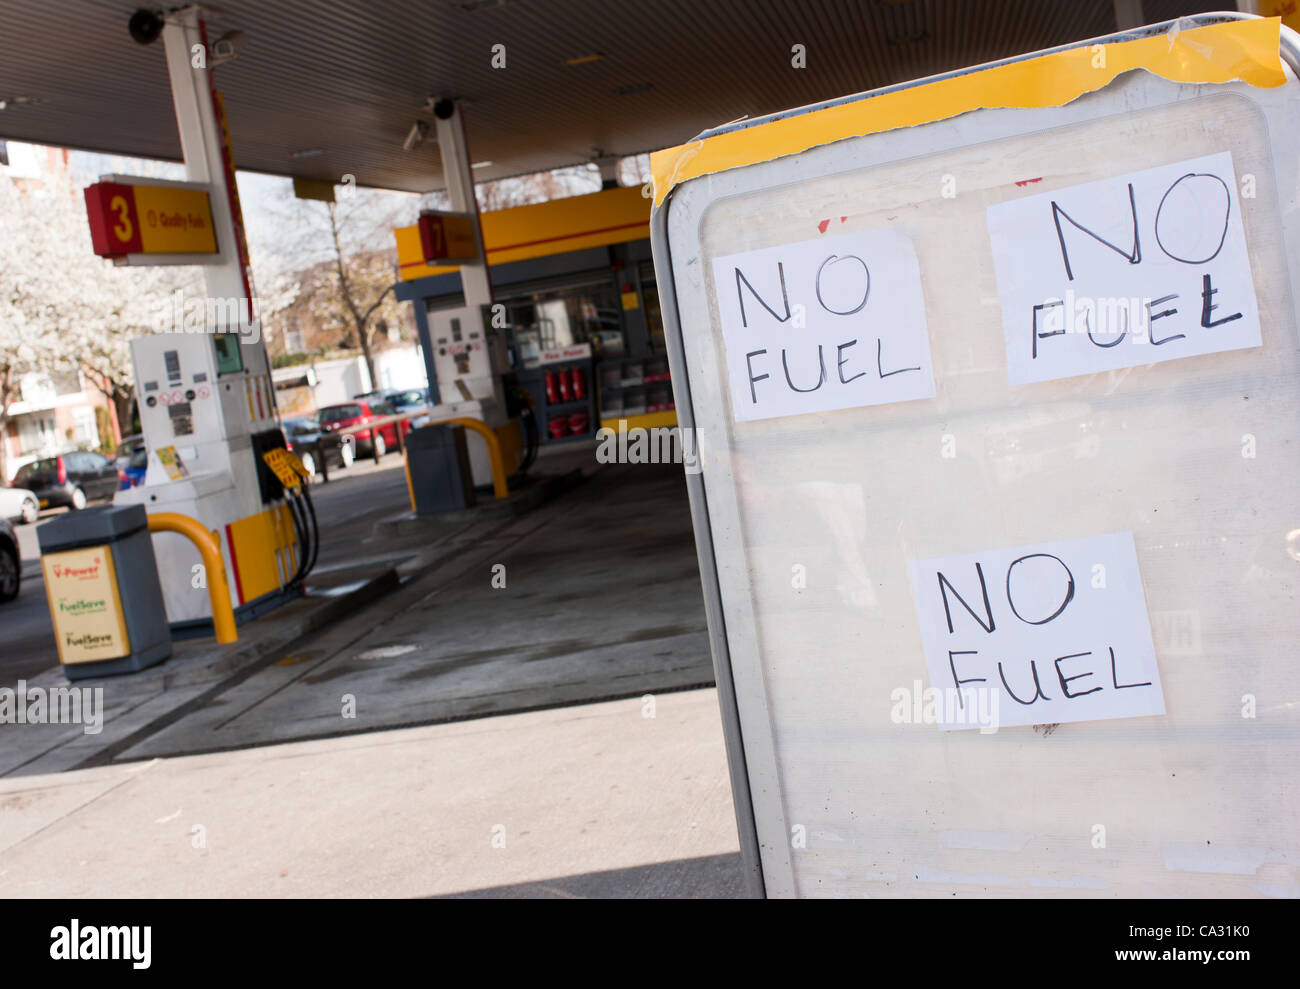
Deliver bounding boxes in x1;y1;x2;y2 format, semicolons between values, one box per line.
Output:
0;485;39;525
0;517;20;603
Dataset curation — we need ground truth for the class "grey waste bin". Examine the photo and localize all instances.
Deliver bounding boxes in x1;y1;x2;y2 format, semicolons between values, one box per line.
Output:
37;504;171;680
406;424;477;515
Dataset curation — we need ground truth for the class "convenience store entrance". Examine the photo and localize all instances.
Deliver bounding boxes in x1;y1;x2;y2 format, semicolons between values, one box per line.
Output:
394;186;677;456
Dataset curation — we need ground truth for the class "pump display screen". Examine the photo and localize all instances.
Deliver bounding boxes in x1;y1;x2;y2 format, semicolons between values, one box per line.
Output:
214;333;243;375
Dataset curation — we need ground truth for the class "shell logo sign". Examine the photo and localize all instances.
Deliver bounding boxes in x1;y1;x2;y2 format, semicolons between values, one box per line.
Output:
84;180;218;258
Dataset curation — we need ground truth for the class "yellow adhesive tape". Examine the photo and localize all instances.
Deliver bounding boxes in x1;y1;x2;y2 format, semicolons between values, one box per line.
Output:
650;17;1285;206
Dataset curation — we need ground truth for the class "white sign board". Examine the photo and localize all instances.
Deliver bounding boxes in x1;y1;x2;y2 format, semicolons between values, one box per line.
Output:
987;151;1261;385
711;228;935;421
656;52;1300;898
908;531;1165;731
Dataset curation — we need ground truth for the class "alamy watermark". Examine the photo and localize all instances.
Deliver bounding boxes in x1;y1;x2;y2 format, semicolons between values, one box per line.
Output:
50;920;150;969
0;680;103;734
1032;289;1229;346
890;680;1000;733
150;289;264;343
595;419;701;474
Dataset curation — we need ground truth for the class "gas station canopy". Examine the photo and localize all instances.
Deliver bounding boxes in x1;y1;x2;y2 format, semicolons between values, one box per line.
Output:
0;0;1224;192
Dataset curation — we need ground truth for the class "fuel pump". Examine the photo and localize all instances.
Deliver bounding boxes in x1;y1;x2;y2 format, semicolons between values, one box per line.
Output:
420;304;525;488
115;330;302;629
83;6;311;631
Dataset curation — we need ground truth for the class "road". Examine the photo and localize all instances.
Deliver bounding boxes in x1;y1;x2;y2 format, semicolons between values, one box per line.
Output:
304;456;413;571
0;454;413;682
3;541;55;681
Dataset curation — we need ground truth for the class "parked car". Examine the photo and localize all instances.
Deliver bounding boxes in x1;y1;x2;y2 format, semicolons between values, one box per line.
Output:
316;401;411;458
385;388;432;426
114;434;143;468
119;444;148;489
0;517;20;603
0;486;39;525
282;417;355;477
385;388;430;412
11;452;120;510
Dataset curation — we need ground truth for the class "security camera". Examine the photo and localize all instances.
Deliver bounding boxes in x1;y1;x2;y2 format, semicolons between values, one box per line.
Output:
432;98;456;121
128;8;164;45
211;30;247;66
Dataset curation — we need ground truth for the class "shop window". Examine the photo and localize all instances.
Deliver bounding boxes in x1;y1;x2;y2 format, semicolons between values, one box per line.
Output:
630;263;664;354
642;279;665;353
499;279;621;352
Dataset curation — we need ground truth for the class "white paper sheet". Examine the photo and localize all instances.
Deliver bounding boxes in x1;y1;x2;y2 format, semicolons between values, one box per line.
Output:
907;531;1165;731
987;151;1261;385
711;228;936;422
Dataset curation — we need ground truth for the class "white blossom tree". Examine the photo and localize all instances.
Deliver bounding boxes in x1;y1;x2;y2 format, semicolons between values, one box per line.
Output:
0;152;202;477
0;171;84;479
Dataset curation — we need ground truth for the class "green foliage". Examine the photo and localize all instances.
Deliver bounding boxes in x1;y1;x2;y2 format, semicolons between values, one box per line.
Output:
94;405;114;451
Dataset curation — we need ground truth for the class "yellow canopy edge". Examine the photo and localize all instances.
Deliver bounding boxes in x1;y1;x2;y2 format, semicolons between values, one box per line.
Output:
650;17;1285;207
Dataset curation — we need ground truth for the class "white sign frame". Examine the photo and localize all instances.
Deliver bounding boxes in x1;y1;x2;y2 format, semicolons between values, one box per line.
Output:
651;16;1300;898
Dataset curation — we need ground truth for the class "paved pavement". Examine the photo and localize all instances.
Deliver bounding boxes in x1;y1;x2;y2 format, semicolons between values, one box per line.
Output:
1;452;417;682
0;687;743;898
0;564;401;779
2;449;714;772
2;547;55;683
0;445;736;896
118;459;711;761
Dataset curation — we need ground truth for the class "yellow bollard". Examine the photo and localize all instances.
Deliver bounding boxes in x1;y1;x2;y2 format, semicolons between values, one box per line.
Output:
402;447;416;513
147;512;238;644
439;417;510;500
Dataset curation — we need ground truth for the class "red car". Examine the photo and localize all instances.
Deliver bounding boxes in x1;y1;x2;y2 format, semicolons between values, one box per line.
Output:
316;400;411;457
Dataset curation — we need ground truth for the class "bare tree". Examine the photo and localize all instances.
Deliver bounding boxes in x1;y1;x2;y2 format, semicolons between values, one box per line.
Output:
1;158;197;475
246;162;615;386
322;199;395;386
255;182;413;388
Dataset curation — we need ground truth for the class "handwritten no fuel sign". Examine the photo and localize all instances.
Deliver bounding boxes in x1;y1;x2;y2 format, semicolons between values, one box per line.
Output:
712;226;937;424
988;150;1261;385
908;532;1166;730
710;150;1259;419
704;155;1242;730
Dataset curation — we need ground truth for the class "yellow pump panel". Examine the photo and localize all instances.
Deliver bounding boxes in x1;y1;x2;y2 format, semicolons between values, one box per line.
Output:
225;504;299;605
